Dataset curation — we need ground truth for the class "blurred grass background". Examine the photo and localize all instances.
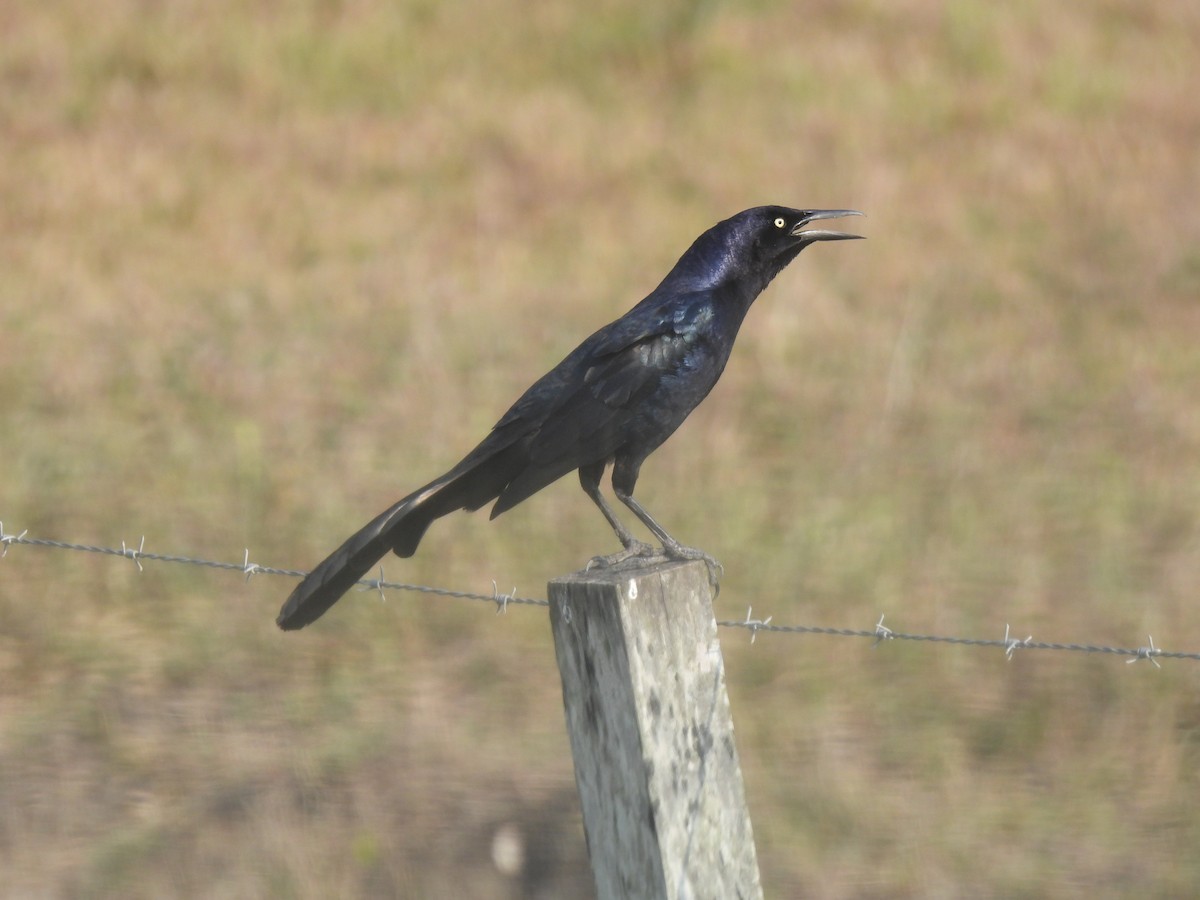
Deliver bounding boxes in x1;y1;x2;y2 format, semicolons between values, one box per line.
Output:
2;0;1200;896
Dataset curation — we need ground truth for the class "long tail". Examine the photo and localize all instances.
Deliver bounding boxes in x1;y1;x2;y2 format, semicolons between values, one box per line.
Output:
276;437;529;631
275;492;428;631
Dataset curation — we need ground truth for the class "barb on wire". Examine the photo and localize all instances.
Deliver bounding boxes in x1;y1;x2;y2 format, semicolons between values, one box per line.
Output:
242;549;262;582
1127;635;1162;668
1003;624;1033;661
872;614;894;647
121;535;145;572
0;522;29;558
740;606;772;644
4;527;1200;664
356;565;389;603
492;581;518;614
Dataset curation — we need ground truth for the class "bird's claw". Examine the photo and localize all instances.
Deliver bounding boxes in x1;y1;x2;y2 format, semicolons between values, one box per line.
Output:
662;543;723;574
586;541;723;598
661;542;723;597
587;540;661;571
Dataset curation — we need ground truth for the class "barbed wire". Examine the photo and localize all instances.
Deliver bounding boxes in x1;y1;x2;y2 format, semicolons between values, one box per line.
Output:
2;523;1194;664
0;525;549;610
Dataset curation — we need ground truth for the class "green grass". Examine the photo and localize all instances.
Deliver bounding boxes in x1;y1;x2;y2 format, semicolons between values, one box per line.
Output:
3;0;1200;895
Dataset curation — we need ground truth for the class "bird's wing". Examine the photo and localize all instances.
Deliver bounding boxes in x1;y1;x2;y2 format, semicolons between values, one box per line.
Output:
485;321;695;517
481;291;715;516
525;322;694;465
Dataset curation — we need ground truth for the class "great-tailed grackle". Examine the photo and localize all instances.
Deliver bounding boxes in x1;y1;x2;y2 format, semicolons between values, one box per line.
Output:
277;206;863;630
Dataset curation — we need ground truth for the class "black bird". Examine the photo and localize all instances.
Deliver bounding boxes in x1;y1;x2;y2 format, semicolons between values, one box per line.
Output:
278;206;863;630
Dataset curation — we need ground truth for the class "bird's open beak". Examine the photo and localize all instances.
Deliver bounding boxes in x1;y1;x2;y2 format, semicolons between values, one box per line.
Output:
791;209;865;243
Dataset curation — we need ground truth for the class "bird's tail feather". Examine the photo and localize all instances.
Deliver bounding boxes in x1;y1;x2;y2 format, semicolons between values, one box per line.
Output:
276;496;420;631
276;440;528;631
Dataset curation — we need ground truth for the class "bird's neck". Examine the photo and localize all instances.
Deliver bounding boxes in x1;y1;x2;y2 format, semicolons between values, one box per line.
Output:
674;238;801;311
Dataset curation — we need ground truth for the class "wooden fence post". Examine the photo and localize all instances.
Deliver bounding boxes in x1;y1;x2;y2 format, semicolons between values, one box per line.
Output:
548;560;763;900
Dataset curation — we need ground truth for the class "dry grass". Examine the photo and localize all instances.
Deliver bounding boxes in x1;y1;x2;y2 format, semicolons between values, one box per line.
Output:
3;0;1200;896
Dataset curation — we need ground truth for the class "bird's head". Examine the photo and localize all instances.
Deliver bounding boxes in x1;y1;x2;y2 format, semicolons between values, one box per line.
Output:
659;205;864;301
747;205;865;262
676;206;864;296
745;206;866;292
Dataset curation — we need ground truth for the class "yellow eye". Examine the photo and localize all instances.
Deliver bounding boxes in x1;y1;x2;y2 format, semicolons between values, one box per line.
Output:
774;217;786;228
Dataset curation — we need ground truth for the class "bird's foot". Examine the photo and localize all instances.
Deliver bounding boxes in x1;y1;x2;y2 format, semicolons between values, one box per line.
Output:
586;540;723;598
660;540;723;597
587;540;662;571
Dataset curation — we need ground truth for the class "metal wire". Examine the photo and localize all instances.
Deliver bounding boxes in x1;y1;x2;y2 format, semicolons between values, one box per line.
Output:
2;524;1193;663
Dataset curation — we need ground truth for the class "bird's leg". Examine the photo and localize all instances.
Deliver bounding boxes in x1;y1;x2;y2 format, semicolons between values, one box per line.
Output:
613;488;723;594
603;457;723;593
578;463;659;569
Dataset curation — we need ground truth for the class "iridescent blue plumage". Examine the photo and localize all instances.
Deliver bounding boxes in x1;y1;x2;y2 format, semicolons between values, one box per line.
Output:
278;206;863;629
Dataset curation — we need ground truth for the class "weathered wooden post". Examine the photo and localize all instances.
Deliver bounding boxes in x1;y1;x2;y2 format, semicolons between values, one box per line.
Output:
548;560;763;900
